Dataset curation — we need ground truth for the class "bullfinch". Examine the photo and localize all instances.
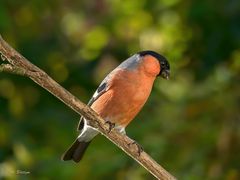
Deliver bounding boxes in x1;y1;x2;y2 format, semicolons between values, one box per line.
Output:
62;50;170;162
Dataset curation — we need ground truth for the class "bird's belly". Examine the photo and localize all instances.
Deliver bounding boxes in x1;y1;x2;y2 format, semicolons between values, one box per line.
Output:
91;82;152;127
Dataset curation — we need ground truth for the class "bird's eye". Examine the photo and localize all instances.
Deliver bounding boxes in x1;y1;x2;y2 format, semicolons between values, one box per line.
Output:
161;62;166;68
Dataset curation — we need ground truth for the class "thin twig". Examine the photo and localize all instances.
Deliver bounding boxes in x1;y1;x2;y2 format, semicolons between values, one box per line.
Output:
0;35;176;180
0;63;32;76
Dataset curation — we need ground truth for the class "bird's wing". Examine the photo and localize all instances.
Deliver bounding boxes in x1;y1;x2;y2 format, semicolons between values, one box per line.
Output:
77;74;112;131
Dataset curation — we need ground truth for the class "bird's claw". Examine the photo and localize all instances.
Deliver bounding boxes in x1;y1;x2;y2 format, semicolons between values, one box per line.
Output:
127;140;144;156
93;120;101;129
105;121;115;133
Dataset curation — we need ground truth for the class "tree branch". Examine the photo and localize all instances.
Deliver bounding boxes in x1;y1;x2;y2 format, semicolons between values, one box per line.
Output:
0;35;176;180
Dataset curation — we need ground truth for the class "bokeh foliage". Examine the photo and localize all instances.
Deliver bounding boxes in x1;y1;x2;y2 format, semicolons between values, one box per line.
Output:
0;0;240;179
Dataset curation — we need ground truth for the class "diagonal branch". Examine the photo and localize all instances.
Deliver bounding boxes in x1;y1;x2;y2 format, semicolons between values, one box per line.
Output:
0;35;176;180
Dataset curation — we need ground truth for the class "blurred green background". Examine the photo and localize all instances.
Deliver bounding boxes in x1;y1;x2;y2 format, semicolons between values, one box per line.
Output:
0;0;240;179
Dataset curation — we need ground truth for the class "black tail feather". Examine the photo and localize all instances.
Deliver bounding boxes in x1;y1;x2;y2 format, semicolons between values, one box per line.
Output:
62;139;91;163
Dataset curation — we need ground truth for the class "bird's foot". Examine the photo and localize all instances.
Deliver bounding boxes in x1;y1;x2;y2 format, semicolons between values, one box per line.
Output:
105;121;115;133
127;140;144;156
93;119;101;129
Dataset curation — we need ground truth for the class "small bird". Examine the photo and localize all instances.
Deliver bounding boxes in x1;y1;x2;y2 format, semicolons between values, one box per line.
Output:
62;50;170;162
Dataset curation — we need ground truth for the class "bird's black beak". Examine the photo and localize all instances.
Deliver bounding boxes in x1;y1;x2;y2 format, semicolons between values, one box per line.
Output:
160;69;170;80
